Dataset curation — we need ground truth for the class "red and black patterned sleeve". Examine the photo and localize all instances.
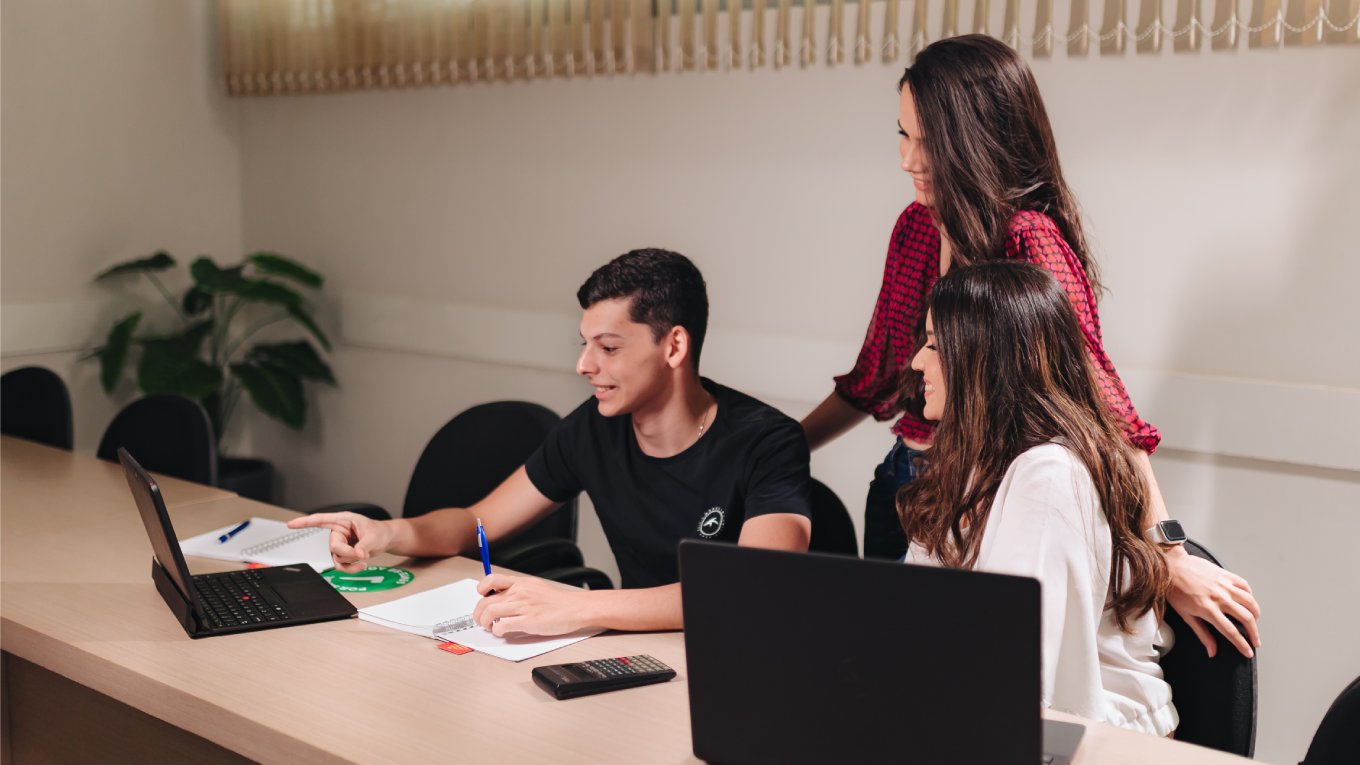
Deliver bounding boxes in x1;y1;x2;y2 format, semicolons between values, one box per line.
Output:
834;206;938;438
1006;212;1162;453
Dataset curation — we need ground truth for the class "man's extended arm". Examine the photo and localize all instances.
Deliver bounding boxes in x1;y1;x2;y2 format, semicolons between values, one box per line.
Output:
288;467;561;573
472;512;811;636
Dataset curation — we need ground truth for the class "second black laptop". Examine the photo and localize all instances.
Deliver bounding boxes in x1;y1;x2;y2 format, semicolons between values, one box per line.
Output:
120;448;355;638
679;540;1084;765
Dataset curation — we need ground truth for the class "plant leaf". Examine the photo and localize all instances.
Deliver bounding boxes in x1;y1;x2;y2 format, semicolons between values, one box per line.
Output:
91;312;142;392
193;255;303;309
192;255;301;305
182;286;212;316
134;319;219;397
233;279;302;307
248;252;323;289
94;252;176;281
189;256;247;293
231;362;305;429
137;339;222;398
285;302;332;351
174;318;215;353
249;341;336;385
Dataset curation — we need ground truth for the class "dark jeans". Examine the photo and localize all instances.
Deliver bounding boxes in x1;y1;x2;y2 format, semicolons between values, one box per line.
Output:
863;440;924;561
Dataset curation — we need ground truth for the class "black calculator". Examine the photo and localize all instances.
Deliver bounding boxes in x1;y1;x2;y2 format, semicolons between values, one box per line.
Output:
531;654;677;700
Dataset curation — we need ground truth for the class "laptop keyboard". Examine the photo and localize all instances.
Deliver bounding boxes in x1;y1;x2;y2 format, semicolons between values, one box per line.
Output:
193;569;289;629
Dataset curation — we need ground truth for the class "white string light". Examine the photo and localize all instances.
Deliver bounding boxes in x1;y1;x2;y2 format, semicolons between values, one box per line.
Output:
1032;7;1358;48
221;0;1360;95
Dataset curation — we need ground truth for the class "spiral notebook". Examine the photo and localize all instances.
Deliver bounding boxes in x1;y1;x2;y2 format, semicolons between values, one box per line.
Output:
357;579;601;661
179;517;334;572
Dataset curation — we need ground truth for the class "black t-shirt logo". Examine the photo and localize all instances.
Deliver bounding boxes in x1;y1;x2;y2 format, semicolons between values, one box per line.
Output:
697;507;725;539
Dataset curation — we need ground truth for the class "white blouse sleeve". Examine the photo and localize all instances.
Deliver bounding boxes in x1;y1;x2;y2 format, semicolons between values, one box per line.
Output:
974;444;1111;721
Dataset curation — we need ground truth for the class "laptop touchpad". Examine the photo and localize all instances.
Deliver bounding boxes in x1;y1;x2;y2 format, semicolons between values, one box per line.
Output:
272;580;324;603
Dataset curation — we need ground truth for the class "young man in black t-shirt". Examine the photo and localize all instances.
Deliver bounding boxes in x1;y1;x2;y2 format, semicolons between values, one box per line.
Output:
292;249;812;636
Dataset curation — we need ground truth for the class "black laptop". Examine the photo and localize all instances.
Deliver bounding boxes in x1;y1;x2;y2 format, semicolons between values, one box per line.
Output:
119;448;355;638
679;540;1085;765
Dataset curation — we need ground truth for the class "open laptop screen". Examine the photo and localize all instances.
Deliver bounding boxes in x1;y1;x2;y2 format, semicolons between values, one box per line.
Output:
119;448;198;603
679;540;1044;765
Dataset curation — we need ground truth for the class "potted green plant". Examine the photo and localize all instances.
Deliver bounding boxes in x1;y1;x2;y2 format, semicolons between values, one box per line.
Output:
89;251;335;502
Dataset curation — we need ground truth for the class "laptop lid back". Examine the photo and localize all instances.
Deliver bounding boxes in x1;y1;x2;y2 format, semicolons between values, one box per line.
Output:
119;448;199;606
679;540;1042;765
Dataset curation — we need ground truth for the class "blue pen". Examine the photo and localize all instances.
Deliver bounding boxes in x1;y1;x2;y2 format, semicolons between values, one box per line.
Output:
476;517;492;576
217;519;251;544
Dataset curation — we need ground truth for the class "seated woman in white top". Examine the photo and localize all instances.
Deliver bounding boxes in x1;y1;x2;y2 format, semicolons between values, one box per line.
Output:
898;260;1178;736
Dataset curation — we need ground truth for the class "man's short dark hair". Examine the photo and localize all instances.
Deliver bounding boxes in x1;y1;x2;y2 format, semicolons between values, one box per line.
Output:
577;248;709;370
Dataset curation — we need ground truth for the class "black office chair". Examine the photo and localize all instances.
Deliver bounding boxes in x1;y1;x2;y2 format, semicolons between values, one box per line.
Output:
315;401;614;589
1;366;75;450
1299;674;1360;765
808;478;859;557
96;394;217;486
1160;538;1257;758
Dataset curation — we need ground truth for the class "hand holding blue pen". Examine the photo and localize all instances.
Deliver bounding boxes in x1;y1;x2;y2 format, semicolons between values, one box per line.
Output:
217;520;251;544
476;517;492;576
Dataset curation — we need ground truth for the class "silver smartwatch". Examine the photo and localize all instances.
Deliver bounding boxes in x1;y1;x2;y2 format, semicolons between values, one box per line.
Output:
1146;519;1187;546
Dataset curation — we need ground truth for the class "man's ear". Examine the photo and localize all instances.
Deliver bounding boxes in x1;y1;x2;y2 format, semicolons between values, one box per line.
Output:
663;326;691;370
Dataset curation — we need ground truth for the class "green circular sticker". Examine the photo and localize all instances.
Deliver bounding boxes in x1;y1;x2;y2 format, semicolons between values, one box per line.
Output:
322;566;413;592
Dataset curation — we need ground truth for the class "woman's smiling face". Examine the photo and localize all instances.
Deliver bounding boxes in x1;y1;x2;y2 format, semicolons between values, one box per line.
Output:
910;311;945;421
898;87;934;208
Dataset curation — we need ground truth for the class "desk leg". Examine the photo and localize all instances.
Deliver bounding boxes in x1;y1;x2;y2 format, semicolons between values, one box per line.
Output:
1;651;253;765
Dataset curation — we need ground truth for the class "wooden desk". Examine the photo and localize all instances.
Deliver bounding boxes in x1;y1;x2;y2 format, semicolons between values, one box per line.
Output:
0;436;235;509
1;443;1259;764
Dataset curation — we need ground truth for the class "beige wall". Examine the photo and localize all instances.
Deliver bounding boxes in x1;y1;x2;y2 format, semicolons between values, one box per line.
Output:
1;0;243;447
3;2;1358;762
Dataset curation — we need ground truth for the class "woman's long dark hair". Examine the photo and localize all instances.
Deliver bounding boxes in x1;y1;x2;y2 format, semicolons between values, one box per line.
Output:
897;261;1165;631
900;34;1101;296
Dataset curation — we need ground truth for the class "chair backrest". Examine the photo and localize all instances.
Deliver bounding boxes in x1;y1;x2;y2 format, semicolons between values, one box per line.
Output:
1;366;74;450
1160;538;1257;758
403;401;576;542
1300;674;1360;765
808;478;858;557
96;395;217;486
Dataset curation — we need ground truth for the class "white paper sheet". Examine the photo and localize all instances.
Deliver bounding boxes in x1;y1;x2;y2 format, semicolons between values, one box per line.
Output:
179;517;334;572
357;579;601;661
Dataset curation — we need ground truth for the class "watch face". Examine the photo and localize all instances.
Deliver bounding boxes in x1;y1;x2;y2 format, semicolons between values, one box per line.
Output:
1161;520;1187;543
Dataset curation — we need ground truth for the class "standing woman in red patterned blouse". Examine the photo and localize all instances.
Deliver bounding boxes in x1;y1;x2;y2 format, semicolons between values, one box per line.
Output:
800;34;1261;658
